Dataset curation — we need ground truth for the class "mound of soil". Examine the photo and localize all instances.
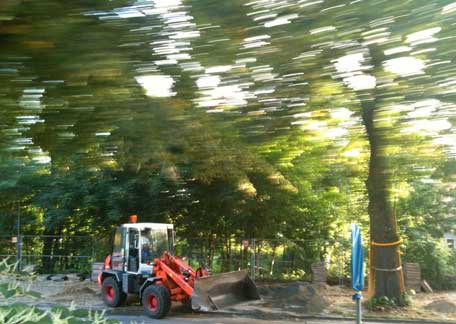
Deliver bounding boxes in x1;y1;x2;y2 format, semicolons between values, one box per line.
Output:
258;281;328;313
425;300;456;314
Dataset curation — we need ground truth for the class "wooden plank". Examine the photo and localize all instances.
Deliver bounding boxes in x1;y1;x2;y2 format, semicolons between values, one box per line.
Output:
421;280;433;293
404;262;421;291
405;270;421;274
311;262;327;283
404;265;420;270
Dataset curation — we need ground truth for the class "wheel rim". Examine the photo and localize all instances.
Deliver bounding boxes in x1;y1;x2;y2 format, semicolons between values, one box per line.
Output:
146;293;158;312
105;284;115;301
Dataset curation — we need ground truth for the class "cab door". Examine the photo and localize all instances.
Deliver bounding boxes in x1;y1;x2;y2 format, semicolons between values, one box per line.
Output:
126;227;140;273
111;227;126;271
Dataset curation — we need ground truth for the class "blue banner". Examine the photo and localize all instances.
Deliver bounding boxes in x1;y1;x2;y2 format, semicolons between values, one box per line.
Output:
351;223;364;292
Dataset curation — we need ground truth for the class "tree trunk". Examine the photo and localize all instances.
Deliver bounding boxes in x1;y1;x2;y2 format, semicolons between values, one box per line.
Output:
42;234;53;272
227;237;232;272
221;236;229;272
361;98;405;304
269;242;278;276
255;241;261;277
207;234;215;269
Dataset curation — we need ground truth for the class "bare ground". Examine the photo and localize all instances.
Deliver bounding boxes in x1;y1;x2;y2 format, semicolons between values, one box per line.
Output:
2;275;456;322
324;284;456;322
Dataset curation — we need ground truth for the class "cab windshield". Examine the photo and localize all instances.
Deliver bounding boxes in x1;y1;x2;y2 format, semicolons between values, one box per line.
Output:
140;228;168;263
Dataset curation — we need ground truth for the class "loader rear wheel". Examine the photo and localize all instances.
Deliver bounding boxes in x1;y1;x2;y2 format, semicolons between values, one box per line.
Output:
142;285;171;319
102;277;126;307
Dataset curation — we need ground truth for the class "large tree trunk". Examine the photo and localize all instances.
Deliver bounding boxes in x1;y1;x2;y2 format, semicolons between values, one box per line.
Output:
361;98;405;304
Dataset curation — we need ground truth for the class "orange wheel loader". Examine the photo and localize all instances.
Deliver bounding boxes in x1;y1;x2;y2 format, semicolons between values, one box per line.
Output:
98;217;259;319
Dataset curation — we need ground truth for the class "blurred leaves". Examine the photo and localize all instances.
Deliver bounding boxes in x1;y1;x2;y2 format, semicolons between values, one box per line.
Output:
0;0;455;276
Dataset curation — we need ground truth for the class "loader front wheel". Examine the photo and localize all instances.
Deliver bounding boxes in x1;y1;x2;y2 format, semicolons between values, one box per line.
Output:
102;277;126;307
142;285;171;319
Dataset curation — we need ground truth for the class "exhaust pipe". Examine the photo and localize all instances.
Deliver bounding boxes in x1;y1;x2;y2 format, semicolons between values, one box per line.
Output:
191;270;260;311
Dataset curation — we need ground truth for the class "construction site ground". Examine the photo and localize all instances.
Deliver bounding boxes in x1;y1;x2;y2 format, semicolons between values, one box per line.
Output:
2;275;455;323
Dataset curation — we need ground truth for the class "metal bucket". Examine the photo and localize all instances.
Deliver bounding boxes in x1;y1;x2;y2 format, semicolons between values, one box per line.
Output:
191;270;260;311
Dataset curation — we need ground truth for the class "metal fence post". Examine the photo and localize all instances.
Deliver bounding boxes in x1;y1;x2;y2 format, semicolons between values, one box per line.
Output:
250;239;255;282
16;235;22;272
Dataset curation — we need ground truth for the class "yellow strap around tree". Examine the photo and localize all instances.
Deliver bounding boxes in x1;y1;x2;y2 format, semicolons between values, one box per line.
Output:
368;238;406;296
371;238;403;247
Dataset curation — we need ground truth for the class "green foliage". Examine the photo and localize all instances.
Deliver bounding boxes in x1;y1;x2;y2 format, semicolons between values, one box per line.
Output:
0;0;456;295
0;301;118;324
403;235;456;289
367;292;412;311
280;269;309;282
401;292;412;307
0;260;119;324
367;295;400;311
398;179;456;289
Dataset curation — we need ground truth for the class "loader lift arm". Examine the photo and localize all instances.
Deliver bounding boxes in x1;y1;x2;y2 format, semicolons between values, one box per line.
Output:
152;252;195;299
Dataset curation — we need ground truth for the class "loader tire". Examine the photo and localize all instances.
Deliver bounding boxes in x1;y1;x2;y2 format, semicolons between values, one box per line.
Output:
102;277;126;307
142;285;171;319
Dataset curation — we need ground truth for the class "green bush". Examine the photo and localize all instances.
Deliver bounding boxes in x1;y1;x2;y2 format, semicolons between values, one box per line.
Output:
0;259;118;324
279;269;310;281
403;235;456;290
367;295;397;311
366;293;411;311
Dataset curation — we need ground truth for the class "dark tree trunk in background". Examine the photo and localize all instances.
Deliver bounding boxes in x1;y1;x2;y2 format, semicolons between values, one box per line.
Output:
361;98;405;304
227;237;232;272
269;242;278;276
42;234;53;272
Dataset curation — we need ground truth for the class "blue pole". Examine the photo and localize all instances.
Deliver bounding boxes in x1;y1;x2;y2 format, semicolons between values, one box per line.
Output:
351;224;364;324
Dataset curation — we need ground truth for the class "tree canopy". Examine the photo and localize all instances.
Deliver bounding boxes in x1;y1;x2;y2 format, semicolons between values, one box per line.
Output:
1;0;456;298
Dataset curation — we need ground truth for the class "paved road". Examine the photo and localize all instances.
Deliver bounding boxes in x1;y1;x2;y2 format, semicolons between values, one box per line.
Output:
108;315;354;324
106;301;455;324
108;313;449;324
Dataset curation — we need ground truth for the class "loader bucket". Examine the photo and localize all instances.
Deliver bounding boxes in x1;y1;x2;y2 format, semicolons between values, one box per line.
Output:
191;270;260;311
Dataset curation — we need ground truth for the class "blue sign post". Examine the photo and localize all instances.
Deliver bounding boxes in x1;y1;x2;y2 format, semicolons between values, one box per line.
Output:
351;223;364;324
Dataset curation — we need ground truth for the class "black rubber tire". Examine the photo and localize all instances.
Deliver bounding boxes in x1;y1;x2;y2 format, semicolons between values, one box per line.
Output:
142;285;171;319
101;277;126;307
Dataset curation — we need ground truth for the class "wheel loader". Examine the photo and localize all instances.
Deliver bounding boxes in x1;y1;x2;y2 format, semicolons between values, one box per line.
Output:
98;216;259;319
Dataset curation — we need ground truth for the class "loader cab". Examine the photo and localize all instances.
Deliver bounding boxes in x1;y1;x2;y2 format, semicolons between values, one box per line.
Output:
110;223;175;274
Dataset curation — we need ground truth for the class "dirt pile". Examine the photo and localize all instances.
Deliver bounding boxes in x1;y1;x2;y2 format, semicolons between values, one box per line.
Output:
258;281;328;314
425;300;456;314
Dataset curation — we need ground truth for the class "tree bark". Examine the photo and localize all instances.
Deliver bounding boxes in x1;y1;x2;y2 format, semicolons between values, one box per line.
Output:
269;242;278;276
42;233;54;272
361;98;405;304
227;237;232;272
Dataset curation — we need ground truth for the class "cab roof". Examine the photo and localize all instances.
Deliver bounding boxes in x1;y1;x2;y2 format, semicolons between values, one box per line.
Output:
121;223;173;230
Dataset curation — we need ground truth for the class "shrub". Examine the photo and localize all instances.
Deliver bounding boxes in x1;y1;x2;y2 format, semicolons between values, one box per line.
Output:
0;259;118;324
403;235;456;290
366;293;411;311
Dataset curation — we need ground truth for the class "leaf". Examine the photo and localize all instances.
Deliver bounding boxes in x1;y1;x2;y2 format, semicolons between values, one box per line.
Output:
25;290;42;299
70;309;90;318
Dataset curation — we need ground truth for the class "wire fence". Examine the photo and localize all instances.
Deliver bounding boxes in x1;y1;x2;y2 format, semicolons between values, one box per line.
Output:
0;234;112;274
0;234;351;283
175;237;351;282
